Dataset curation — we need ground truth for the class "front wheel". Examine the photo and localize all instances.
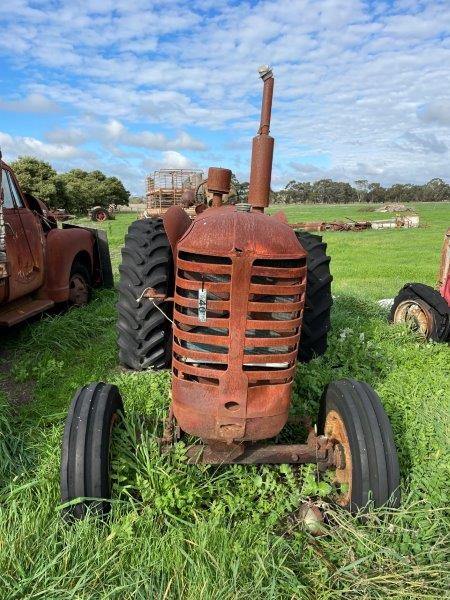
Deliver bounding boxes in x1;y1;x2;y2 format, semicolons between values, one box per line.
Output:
318;379;400;512
60;382;124;519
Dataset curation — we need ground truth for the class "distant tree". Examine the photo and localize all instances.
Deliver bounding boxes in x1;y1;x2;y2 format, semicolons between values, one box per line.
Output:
354;179;369;202
231;173;249;202
10;157;130;213
58;169;130;213
366;182;386;203
11;156;63;207
423;178;450;202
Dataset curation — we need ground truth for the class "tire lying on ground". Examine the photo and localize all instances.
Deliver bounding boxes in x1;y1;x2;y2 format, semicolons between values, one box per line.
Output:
295;231;333;362
389;282;450;342
117;218;173;371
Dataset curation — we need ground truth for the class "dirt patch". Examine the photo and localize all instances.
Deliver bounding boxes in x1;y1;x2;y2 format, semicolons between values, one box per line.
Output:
0;348;35;410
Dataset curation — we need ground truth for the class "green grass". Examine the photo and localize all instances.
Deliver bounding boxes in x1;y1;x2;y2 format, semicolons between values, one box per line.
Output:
0;203;449;599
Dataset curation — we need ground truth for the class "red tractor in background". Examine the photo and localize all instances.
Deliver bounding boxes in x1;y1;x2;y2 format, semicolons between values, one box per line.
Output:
61;67;400;520
0;156;113;328
390;229;450;342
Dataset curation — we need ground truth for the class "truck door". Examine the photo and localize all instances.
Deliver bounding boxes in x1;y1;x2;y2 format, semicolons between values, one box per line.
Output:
2;168;45;302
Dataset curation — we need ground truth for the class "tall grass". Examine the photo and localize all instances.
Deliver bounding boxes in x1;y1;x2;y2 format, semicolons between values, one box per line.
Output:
0;204;449;598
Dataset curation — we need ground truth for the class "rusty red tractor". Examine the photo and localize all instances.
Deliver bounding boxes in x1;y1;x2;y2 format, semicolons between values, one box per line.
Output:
61;67;400;519
0;158;113;327
390;228;450;342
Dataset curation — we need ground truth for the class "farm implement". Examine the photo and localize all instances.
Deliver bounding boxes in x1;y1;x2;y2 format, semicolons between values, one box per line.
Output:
60;67;400;519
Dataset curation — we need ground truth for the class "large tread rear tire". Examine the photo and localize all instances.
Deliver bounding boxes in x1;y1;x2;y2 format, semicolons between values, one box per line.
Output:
389;283;450;342
117;218;173;370
60;382;123;519
295;231;333;362
318;379;400;512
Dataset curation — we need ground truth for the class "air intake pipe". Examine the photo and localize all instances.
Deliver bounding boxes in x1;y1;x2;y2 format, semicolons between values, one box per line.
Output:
248;66;274;212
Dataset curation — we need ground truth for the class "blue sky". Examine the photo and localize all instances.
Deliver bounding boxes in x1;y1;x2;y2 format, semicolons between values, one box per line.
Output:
1;0;450;195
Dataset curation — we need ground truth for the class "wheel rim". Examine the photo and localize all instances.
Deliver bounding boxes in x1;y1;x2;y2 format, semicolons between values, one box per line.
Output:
97;211;108;221
324;410;352;506
394;299;432;337
69;274;89;306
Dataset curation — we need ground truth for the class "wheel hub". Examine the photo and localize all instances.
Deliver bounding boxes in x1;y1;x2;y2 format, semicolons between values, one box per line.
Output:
69;274;89;306
394;299;432;337
324;410;352;506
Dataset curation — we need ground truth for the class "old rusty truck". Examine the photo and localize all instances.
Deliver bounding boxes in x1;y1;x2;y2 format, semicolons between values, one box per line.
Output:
0;156;113;328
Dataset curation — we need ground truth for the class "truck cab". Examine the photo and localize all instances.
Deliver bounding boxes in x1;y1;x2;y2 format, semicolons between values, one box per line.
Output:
0;160;112;327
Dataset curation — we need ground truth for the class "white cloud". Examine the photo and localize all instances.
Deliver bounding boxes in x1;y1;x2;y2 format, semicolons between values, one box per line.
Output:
0;0;449;190
0;93;59;113
0;131;92;161
160;151;196;169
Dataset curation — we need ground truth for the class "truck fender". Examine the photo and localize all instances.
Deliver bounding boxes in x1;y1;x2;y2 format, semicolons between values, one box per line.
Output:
38;228;94;303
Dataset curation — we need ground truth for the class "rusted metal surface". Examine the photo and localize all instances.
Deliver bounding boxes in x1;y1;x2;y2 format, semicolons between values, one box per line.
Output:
0;159;110;327
0;153;7;277
248;66;274;212
392;298;434;337
207;167;231;207
171;204;307;444
182;428;339;469
323;409;352;506
162;205;192;257
438;228;450;304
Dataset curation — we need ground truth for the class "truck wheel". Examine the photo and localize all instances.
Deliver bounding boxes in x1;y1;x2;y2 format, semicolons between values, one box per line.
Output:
117;218;173;370
60;382;124;519
390;283;450;342
318;379;400;512
295;231;333;362
68;261;92;306
91;207;109;222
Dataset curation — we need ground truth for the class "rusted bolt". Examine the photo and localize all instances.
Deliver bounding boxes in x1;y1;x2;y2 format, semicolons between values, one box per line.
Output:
291;453;299;462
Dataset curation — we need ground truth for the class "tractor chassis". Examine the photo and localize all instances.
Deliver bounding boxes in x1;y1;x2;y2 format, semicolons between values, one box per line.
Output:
159;407;342;470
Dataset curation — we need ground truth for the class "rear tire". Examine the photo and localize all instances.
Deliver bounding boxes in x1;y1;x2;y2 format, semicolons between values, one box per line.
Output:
390;283;450;342
295;231;333;362
318;379;400;512
117;218;173;370
68;261;92;306
91;207;109;222
60;382;123;519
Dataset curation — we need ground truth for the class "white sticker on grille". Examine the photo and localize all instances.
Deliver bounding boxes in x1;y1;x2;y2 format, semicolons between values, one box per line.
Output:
198;289;207;322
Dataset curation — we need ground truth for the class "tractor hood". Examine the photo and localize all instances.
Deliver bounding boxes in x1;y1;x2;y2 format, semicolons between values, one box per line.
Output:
179;205;303;259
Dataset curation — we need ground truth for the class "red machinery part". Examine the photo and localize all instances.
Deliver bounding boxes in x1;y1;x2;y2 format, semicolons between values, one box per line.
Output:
171;205;307;444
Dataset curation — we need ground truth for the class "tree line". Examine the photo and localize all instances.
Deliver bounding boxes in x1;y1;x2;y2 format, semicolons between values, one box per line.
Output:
233;177;450;204
11;156;130;214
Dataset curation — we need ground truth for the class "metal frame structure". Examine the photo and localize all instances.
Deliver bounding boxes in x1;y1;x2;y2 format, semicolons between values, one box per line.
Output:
145;169;204;216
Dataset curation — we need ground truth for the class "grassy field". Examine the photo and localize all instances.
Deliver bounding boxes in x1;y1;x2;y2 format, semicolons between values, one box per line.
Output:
0;203;449;599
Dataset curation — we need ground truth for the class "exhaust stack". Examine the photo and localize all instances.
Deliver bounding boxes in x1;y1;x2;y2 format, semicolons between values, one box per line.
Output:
248;66;274;212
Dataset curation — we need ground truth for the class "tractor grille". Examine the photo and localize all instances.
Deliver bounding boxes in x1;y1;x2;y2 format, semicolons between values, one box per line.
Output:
173;251;306;386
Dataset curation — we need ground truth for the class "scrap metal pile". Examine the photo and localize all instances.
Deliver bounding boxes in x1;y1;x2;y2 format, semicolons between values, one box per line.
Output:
290;214;419;232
